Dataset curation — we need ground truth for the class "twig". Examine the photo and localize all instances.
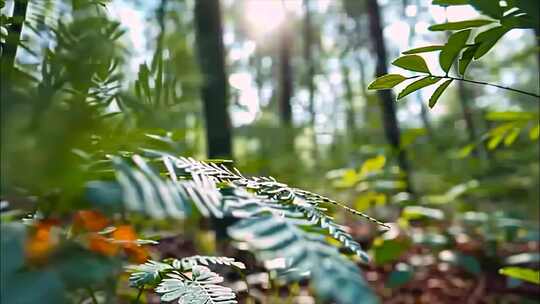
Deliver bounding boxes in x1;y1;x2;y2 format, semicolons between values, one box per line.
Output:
435;76;540;98
134;287;144;304
87;287;98;304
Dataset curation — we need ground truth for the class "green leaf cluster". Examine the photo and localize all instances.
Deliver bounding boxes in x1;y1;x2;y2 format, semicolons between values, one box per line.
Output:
88;153;384;303
368;0;540;108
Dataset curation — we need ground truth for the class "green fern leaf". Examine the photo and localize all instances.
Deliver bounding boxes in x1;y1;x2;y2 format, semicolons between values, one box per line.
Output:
156;266;237;304
228;215;377;304
172;256;246;270
126;260;172;287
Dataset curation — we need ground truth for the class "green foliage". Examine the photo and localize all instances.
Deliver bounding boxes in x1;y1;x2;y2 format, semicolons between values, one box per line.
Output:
440;30;471;74
368;74;407;90
126;255;245;297
402;45;444;54
372;237;410;266
458;44;478;76
397;76;440;100
109;155;189;218
86;151;379;303
88;153;382;303
457;111;539;155
0;222;122;304
473;26;509;59
392;55;430;74
402;206;444;221
156;266;237;304
368;0;540;105
499;267;540;284
126;260;173;287
229;215;377;304
2;0;539;302
429;79;453;108
126;255;246;288
127;258;241;304
428;19;493;31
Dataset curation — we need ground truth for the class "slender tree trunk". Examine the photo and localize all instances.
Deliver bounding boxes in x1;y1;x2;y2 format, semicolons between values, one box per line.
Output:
366;0;414;194
253;51;264;104
456;82;478;144
278;14;293;127
341;63;358;141
1;0;29;83
303;0;318;157
194;0;232;159
534;27;540;76
419;100;435;141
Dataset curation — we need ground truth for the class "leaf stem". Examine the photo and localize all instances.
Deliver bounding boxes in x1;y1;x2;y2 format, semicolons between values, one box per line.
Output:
87;287;99;304
134;287;144;304
432;75;540;98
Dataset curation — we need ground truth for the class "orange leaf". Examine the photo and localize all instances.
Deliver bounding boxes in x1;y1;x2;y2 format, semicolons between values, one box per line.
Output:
124;245;149;264
112;225;137;242
89;234;119;257
25;220;60;261
73;210;109;232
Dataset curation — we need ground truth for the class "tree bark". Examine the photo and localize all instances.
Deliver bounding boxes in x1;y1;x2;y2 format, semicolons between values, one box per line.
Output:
341;63;358;142
1;0;28;83
303;0;318;158
278;14;293;126
303;0;315;129
534;27;540;77
194;0;232;159
366;0;414;194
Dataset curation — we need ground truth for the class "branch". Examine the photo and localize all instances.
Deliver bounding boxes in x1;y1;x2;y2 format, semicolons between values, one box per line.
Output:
435;76;540;99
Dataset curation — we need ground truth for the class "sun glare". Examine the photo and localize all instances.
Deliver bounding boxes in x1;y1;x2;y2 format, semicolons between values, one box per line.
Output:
244;0;286;34
243;0;303;36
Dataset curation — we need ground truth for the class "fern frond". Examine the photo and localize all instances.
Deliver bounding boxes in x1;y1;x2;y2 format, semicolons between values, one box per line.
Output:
156;266;237;304
293;188;391;230
97;153;379;302
293;200;371;262
106;154;379;260
111;155;231;219
126;260;173;287
165;155;388;228
112;156;187;219
228;215;377;304
173;255;246;270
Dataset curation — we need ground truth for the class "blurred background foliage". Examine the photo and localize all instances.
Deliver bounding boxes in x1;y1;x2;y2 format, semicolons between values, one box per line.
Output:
1;0;539;303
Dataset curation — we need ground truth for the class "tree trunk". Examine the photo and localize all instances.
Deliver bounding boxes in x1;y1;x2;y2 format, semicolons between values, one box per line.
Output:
303;0;318;159
278;14;293;127
194;0;232;159
535;27;540;77
366;0;414;194
1;0;28;83
341;63;358;142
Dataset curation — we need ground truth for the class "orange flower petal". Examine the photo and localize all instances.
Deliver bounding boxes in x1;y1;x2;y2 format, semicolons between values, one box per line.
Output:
112;225;137;242
124;246;149;264
89;234;119;257
26;220;59;261
73;210;110;232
